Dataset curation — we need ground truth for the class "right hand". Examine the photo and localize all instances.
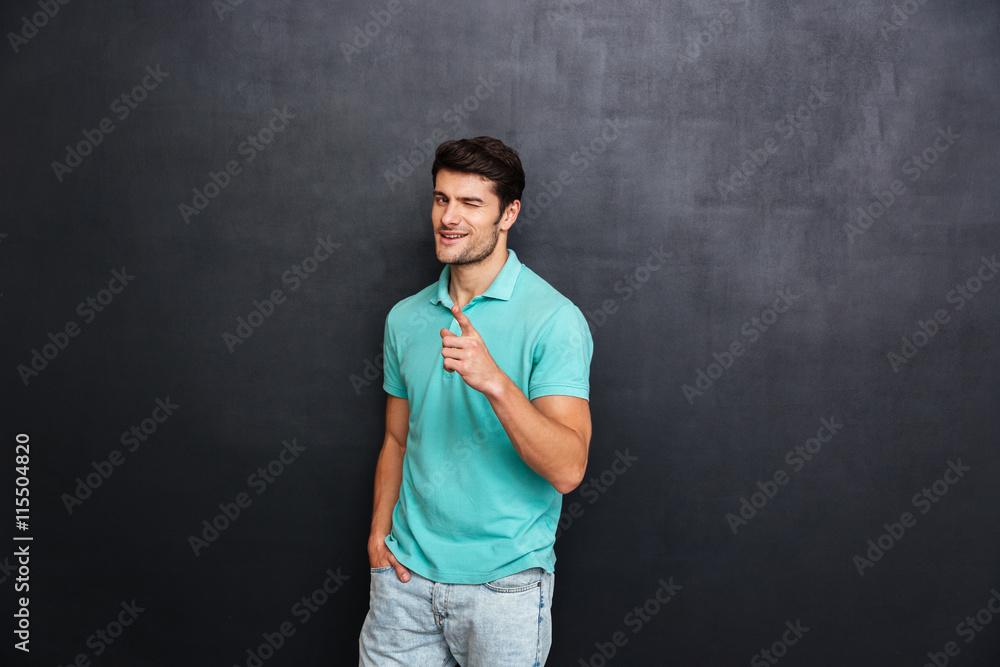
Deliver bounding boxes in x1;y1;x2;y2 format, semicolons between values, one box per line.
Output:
368;534;411;583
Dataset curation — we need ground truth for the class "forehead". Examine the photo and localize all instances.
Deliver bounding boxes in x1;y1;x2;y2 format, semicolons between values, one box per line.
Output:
433;169;498;201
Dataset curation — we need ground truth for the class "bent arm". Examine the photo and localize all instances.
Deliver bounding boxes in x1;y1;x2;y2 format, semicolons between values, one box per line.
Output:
485;379;592;494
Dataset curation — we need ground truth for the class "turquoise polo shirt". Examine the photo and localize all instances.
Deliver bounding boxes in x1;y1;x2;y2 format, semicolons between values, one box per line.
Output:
381;249;593;584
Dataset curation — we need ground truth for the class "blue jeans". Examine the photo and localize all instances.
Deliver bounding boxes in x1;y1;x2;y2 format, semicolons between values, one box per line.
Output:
358;566;554;666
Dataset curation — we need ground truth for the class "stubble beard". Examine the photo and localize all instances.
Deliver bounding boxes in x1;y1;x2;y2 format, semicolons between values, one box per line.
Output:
439;210;503;266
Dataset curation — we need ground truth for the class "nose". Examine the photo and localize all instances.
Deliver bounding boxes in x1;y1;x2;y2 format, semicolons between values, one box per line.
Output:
440;201;461;227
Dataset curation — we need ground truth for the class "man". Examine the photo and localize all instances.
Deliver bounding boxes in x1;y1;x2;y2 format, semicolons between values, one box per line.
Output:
359;136;594;666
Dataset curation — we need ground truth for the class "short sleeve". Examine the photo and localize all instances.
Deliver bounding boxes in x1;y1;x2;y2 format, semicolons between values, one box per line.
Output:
528;304;593;401
382;310;407;398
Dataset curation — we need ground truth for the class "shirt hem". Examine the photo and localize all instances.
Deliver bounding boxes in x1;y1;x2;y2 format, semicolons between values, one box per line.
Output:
383;383;407;398
528;384;590;400
386;537;555;584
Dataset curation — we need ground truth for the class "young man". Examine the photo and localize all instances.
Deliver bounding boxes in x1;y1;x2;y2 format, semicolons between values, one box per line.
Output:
359;136;594;666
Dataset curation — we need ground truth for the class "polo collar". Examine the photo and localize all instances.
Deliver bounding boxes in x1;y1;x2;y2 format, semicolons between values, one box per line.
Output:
431;249;523;307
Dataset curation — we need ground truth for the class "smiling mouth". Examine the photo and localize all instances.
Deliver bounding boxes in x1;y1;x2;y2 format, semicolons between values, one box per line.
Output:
440;232;468;240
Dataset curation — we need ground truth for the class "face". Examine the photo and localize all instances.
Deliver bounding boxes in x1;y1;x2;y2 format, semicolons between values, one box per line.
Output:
432;169;516;266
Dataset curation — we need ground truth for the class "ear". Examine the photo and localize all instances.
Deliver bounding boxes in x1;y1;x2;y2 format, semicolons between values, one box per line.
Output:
500;200;520;232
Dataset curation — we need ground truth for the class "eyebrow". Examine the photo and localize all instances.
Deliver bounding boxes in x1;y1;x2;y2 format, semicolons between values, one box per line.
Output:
433;190;485;204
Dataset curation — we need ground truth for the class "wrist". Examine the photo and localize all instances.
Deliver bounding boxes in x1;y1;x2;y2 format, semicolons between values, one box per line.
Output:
483;371;511;402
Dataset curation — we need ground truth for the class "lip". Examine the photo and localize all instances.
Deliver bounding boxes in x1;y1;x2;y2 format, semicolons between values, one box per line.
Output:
438;231;468;245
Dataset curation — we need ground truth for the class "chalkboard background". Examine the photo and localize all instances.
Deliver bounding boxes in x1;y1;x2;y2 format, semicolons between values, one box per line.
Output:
3;1;999;665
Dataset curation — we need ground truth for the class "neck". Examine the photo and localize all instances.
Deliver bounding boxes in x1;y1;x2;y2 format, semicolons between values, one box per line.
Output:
448;246;509;310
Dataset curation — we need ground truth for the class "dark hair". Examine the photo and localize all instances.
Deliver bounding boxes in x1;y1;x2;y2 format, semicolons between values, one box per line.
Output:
431;136;525;214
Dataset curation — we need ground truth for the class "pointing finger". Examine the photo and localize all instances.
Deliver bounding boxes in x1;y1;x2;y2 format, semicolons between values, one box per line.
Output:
451;304;476;335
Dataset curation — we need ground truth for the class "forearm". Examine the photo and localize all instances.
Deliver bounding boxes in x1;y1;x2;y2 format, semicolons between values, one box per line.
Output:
485;374;587;494
370;438;405;540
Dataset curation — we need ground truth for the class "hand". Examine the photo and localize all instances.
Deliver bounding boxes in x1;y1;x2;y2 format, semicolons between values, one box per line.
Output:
440;304;504;396
368;534;410;583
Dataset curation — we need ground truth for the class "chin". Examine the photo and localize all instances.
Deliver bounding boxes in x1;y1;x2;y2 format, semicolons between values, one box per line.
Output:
435;239;497;266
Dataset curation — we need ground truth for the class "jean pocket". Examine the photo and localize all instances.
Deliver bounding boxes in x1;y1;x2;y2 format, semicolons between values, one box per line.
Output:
370;566;394;574
483;567;544;593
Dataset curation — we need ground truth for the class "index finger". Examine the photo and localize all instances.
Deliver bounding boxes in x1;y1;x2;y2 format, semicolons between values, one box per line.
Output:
451;304;476;334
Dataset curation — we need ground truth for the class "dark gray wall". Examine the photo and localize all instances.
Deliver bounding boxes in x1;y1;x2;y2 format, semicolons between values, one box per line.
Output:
3;0;999;665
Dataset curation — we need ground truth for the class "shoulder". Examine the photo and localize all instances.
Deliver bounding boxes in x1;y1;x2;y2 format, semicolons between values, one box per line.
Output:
514;263;586;326
385;281;437;327
512;265;592;357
